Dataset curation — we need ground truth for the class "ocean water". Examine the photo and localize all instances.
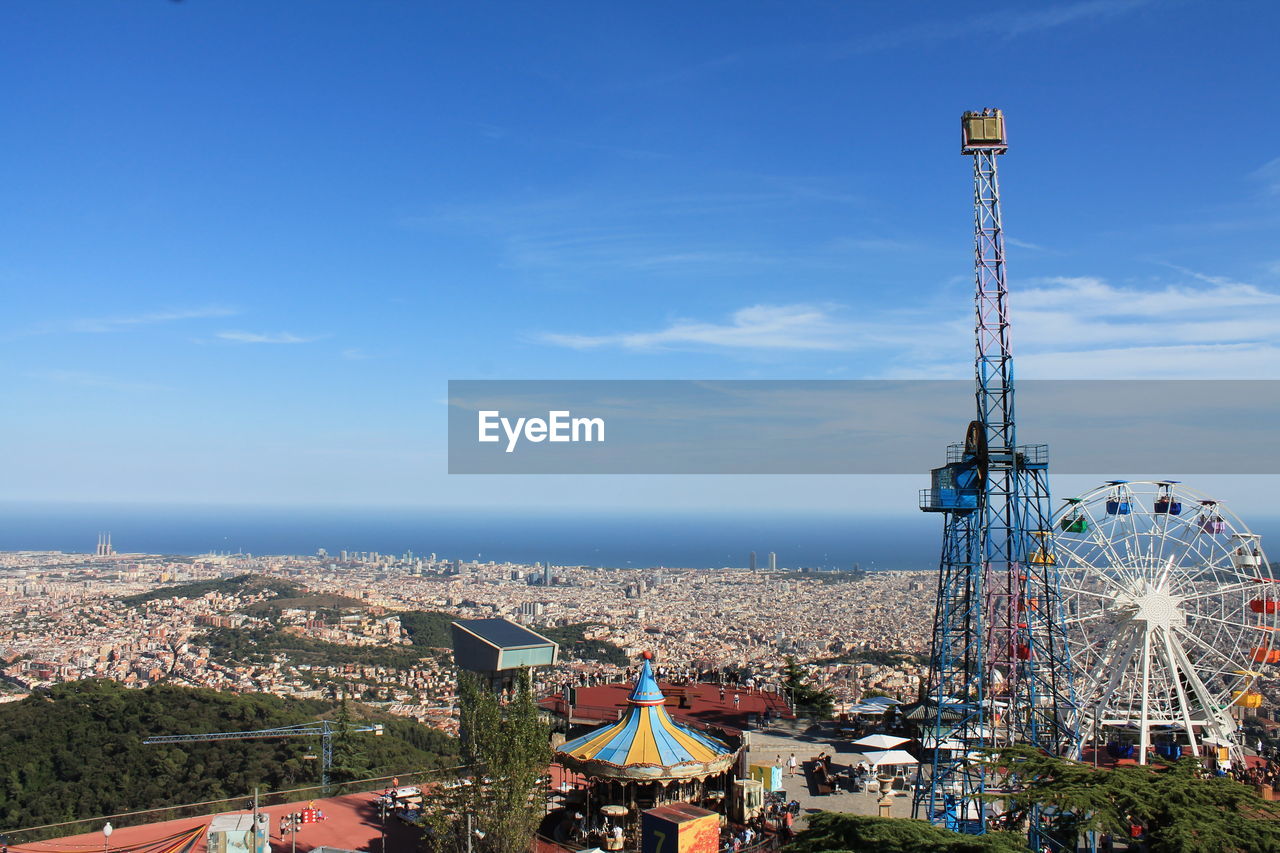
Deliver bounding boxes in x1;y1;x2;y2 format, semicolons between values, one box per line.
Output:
0;503;941;570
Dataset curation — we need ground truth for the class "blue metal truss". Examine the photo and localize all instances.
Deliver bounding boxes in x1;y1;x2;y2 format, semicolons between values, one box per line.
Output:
913;111;1080;839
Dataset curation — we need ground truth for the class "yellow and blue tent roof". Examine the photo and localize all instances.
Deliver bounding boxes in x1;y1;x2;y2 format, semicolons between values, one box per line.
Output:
557;658;733;772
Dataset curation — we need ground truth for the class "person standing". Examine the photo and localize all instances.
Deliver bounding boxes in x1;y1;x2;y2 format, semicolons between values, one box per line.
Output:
787;753;798;776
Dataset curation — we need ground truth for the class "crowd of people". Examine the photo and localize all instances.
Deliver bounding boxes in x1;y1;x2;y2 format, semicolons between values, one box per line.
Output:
1229;755;1280;790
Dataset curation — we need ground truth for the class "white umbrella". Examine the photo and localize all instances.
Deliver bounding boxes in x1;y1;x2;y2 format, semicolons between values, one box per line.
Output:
850;733;910;750
854;749;918;768
920;736;964;751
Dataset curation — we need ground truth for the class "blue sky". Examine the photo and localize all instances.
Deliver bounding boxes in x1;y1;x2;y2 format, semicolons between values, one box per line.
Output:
3;0;1280;513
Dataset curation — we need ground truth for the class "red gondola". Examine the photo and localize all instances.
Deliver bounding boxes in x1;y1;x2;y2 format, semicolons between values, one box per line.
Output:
1250;646;1280;664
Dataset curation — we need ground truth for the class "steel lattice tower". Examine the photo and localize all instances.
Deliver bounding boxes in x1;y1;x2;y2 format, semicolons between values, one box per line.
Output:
913;110;1080;836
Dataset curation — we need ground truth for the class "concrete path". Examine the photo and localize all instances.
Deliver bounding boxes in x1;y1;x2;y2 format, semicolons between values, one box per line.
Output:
743;722;916;825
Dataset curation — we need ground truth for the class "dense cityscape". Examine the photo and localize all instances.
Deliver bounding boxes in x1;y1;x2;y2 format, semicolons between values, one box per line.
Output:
0;545;931;733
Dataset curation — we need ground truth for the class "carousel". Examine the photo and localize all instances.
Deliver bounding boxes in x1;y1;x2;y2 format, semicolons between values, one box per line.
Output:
553;653;740;844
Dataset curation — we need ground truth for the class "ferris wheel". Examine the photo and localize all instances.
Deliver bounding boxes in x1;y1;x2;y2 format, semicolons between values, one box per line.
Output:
1051;480;1275;764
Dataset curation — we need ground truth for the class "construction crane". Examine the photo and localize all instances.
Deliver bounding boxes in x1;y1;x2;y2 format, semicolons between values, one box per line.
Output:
144;720;384;793
914;110;1080;838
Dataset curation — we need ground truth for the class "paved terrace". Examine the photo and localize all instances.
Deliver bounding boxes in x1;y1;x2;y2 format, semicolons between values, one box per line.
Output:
743;721;916;823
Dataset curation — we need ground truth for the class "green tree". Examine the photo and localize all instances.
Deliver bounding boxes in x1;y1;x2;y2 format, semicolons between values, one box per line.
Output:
328;694;370;787
0;680;456;837
423;669;550;853
783;656;835;719
785;813;1025;853
986;745;1280;853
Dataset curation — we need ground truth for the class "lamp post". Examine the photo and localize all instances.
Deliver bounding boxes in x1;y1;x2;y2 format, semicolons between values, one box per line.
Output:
280;813;301;853
102;822;113;853
376;796;389;853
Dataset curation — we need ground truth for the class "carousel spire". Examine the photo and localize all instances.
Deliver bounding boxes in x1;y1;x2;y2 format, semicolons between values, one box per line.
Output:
628;651;665;706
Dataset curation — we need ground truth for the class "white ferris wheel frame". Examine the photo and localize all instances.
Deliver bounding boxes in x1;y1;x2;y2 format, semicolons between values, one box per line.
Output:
1052;480;1275;765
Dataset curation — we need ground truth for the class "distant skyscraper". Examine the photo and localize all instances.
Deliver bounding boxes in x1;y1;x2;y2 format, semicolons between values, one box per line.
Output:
749;551;757;572
543;562;552;586
768;551;777;571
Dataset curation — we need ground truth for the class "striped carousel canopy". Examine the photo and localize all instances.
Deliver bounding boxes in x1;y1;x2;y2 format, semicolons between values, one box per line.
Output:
555;655;736;782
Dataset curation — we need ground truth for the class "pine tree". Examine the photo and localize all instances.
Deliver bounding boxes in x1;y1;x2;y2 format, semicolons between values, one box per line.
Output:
783;656;835;719
786;812;1026;852
986;745;1280;853
328;694;370;788
423;669;550;853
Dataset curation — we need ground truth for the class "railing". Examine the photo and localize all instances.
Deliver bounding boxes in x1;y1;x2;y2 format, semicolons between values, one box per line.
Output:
538;824;784;853
0;765;471;845
541;698;745;736
1018;444;1049;466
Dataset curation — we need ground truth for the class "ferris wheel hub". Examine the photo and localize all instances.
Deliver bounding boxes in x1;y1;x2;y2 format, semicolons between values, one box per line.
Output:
1123;588;1186;630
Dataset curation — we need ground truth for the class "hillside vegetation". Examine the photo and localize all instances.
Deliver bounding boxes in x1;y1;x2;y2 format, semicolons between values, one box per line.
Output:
118;574;301;608
0;680;456;831
200;626;437;670
397;610;460;647
540;623;628;666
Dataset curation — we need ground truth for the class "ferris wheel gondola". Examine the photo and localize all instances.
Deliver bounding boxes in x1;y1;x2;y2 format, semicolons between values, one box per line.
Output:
1053;481;1275;765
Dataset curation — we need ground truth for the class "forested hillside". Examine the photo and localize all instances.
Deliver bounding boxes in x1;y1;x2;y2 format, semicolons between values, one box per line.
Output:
200;626;442;669
540;623;628;666
0;680;456;831
397;610;459;647
118;574;300;608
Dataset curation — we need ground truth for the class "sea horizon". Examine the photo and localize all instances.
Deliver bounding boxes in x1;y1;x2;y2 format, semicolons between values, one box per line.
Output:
0;501;952;571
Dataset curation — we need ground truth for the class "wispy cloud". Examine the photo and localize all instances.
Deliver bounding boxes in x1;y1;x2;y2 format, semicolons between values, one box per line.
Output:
1006;237;1053;253
341;347;371;360
543;303;874;352
827;0;1154;57
543;270;1280;378
216;331;319;345
27;369;167;393
1253;156;1280;195
834;236;923;253
908;272;1280;378
408;182;868;277
19;305;238;337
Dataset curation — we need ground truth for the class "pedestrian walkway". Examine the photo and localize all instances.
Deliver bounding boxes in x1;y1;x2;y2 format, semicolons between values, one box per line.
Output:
745;723;915;826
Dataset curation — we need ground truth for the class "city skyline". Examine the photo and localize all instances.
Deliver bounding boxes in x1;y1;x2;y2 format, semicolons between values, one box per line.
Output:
4;2;1280;513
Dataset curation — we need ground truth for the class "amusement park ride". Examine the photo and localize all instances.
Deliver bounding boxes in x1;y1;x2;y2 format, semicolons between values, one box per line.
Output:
144;720;384;793
913;109;1081;834
912;110;1276;840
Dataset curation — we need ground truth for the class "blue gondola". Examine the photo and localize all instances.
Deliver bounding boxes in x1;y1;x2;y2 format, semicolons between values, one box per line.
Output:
1106;499;1131;515
1106;741;1136;759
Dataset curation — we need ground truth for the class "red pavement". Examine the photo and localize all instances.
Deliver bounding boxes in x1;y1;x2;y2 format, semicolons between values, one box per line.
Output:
13;792;420;853
542;681;791;732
